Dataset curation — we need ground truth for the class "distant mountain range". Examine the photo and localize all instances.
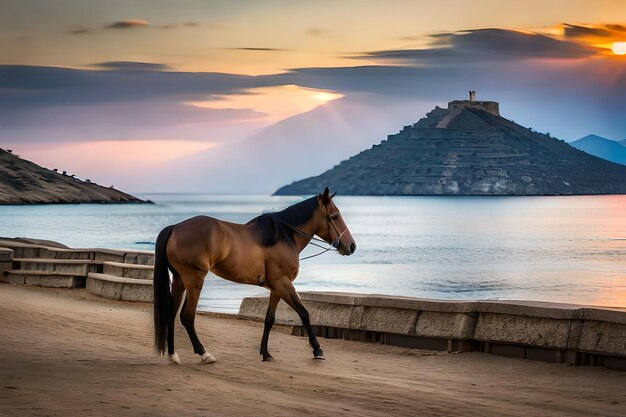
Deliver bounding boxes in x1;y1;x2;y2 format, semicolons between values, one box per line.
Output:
275;98;626;196
0;149;146;204
569;135;626;166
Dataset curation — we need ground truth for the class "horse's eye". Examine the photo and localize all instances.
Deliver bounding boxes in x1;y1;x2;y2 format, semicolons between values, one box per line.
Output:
330;213;339;220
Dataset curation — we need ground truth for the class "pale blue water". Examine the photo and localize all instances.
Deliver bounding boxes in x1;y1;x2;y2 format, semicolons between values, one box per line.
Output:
1;194;625;312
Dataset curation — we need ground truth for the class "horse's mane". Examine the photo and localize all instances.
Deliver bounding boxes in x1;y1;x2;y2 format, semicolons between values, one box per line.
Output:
247;196;319;247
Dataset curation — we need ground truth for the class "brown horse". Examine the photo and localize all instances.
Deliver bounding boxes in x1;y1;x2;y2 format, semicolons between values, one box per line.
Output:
153;187;356;364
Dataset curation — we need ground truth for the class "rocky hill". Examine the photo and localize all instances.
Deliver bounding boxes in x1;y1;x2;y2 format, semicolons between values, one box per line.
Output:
0;149;147;204
569;135;626;166
275;97;626;196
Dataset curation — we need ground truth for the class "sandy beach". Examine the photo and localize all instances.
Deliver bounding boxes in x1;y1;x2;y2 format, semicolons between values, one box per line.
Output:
0;284;624;417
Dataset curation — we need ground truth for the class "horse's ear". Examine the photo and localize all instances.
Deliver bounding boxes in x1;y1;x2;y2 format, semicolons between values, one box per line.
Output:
330;191;337;199
319;187;331;205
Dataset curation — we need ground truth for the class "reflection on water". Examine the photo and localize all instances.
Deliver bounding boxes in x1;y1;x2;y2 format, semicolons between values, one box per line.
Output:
1;194;625;312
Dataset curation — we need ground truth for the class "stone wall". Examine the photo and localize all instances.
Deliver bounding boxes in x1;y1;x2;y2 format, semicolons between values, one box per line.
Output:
448;100;500;116
239;292;626;370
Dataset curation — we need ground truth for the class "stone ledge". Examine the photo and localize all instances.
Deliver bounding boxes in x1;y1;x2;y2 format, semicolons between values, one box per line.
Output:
239;292;626;369
474;313;573;349
240;295;479;341
299;291;476;312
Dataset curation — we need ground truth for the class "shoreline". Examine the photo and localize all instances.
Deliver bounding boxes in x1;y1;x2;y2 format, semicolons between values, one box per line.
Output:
2;236;625;313
1;284;625;417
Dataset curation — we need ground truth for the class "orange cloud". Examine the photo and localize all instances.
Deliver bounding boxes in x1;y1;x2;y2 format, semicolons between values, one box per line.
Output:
106;19;149;29
548;23;626;56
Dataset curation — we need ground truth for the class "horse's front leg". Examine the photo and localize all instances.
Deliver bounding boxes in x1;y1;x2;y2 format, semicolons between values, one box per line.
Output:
260;291;280;361
274;277;324;360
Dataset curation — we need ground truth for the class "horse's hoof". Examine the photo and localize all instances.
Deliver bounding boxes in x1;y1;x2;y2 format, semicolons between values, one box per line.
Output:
313;348;325;360
169;352;181;365
201;352;216;364
262;355;274;362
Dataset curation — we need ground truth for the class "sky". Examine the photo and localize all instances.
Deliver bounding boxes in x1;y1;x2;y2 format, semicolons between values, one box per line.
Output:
1;0;626;193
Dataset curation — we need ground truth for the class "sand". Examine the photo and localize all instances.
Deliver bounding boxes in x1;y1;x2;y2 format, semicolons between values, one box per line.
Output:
0;284;624;417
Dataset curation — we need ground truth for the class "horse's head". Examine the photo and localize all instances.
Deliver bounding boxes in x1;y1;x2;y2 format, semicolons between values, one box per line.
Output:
315;187;356;256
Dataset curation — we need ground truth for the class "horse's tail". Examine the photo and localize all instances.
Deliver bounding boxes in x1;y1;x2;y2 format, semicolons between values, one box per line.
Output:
153;225;174;355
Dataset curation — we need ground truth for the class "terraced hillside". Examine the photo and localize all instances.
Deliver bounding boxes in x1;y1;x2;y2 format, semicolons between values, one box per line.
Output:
275;101;626;195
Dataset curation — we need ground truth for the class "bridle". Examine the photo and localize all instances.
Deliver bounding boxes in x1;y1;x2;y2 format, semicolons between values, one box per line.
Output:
325;204;348;250
282;202;349;261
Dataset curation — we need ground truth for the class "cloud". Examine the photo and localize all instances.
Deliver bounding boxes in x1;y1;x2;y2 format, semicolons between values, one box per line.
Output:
306;28;332;37
606;24;626;32
66;25;91;35
225;47;288;52
361;28;598;64
397;35;422;42
0;64;282;109
68;20;203;35
561;23;626;39
95;61;173;71
106;19;149;29
438;28;596;58
562;24;613;38
159;22;199;30
0;64;278;143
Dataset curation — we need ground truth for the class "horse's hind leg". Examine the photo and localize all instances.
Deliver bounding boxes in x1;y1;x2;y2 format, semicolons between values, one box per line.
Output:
167;273;185;364
180;272;216;364
260;291;280;362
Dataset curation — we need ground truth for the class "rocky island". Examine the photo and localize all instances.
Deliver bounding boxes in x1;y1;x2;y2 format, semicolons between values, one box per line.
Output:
275;93;626;195
0;148;147;204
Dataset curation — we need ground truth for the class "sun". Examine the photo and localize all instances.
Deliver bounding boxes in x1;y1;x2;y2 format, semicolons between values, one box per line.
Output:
611;42;626;55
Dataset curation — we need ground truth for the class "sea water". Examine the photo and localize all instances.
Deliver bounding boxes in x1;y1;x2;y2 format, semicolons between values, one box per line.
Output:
1;194;625;312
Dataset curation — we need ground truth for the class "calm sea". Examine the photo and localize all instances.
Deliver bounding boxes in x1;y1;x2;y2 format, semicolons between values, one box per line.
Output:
1;194;625;312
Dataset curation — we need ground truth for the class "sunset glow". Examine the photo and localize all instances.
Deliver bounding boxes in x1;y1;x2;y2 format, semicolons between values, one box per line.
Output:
612;41;626;55
185;85;343;123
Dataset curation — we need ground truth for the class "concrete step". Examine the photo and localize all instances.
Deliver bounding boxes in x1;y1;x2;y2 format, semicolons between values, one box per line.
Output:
86;273;153;303
102;261;153;280
1;269;86;288
13;258;99;276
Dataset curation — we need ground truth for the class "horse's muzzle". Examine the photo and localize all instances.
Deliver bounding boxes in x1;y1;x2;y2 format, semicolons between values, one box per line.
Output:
337;241;356;256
